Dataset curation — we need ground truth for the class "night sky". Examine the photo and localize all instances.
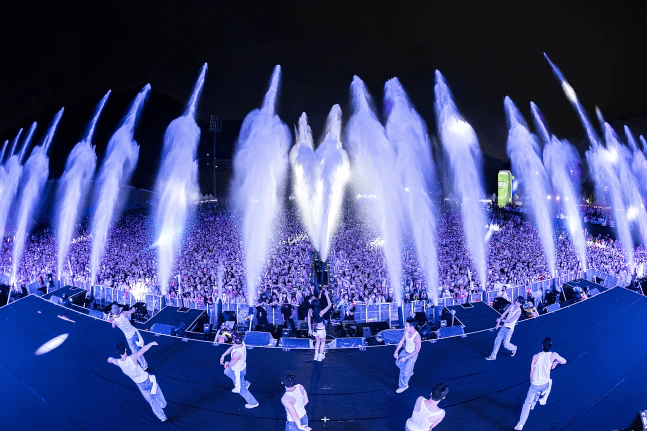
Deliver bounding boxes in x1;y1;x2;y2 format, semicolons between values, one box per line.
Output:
1;2;646;190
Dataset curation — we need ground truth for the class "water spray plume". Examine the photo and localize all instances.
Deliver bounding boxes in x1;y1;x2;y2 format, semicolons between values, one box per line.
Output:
347;75;404;302
90;84;150;284
0;141;7;163
385;77;439;304
505;97;555;276
533;102;587;271
544;54;600;148
55;93;109;279
232;65;290;304
434;70;487;291
185;64;207;118
19;122;38;163
11;109;63;284
155;67;206;293
8;128;23;159
595;106;606;130
530;102;551;147
262;65;282;114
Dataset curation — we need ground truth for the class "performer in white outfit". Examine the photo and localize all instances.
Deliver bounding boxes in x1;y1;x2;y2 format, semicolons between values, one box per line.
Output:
486;296;524;360
514;337;566;430
220;331;259;409
394;318;421;393
405;383;448;431
108;341;167;422
281;371;311;431
110;303;147;369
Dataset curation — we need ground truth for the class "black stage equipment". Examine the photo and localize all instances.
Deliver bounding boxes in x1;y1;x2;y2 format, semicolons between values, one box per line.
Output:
492;297;511;314
627;410;647;431
437;326;464;338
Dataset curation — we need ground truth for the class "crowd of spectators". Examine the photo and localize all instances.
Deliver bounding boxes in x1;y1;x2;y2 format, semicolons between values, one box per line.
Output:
1;202;645;308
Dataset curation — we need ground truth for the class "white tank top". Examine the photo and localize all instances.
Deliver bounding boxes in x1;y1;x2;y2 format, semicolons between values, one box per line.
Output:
114;314;136;339
503;306;521;329
230;343;247;372
405;331;418;354
284;384;307;421
117;356;149;384
406;398;444;431
531;351;553;386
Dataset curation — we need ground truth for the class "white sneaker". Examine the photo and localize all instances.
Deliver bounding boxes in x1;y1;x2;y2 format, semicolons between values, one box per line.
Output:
514;425;523;430
245;381;250;389
396;386;408;393
245;403;259;409
485;355;496;361
232;387;240;393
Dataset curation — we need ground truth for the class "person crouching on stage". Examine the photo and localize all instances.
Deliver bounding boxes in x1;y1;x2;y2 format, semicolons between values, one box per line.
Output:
220;331;259;409
405;383;448;431
108;341;167;422
307;289;332;362
281;371;311;431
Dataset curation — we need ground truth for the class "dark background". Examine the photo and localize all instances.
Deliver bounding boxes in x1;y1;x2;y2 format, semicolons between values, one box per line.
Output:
1;2;646;194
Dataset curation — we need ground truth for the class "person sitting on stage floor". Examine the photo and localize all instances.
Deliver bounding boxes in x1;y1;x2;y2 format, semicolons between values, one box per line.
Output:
514;338;566;430
486;296;523;361
281;371;311;431
307;289;332;362
405;383;448;431
219;331;259;409
108;341;167;422
109;303;147;370
394;318;422;393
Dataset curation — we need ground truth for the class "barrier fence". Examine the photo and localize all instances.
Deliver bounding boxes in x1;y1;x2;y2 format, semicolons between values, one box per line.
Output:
10;269;624;325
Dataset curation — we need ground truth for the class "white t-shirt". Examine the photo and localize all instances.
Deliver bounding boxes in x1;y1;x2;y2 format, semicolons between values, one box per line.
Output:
503;306;521;329
230;343;246;372
113;313;136;339
405;331;419;354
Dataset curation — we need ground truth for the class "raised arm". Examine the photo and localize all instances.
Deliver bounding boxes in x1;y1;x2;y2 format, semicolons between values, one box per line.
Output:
122;307;137;318
131;341;157;363
551;352;566;369
307;309;313;336
320;291;333;316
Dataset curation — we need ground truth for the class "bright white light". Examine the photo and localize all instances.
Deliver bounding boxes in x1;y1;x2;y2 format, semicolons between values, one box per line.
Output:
627;206;639;221
404;187;410;192
556;196;561;201
35;333;68;356
447;117;473;136
562;81;578;103
547;195;552;200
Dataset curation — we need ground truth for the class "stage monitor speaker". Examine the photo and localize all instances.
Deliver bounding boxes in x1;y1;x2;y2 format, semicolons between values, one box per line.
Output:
362;326;371;338
414;311;428;326
50;295;61;304
588;288;600;296
492;297;511;314
282;328;291;338
377;329;404;345
437;326;464;338
545;303;560;313
627;410;647;431
244;331;275;347
440;320;447;328
204;323;211;335
151;323;175;335
278;337;312;349
332;337;366;348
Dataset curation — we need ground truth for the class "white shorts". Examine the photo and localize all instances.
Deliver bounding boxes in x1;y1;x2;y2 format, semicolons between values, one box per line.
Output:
315;327;326;339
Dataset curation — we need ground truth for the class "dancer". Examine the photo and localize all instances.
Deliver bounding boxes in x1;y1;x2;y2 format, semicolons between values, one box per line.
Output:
281;371;311;431
307;289;332;361
486;296;524;360
110;303;147;369
108;341;167;422
514;338;566;430
219;331;259;409
405;383;448;431
394;318;421;393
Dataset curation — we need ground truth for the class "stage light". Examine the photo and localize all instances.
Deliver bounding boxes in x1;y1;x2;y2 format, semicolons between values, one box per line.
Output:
35;334;68;356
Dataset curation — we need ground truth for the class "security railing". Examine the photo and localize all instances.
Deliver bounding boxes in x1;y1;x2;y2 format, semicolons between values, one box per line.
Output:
12;268;623;326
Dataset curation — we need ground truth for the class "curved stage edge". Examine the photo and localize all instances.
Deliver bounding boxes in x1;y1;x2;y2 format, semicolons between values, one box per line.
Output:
1;287;646;431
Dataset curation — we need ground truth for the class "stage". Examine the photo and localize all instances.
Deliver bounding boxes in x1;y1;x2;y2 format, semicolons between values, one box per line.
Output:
1;287;646;430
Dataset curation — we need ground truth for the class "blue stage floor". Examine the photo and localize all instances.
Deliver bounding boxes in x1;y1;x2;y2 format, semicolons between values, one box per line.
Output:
0;287;645;430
